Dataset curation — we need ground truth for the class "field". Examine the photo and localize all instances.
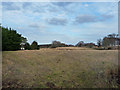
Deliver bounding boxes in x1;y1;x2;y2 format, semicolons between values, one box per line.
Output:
2;47;119;88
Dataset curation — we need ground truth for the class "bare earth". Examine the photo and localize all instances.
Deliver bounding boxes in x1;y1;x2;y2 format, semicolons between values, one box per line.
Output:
2;47;119;88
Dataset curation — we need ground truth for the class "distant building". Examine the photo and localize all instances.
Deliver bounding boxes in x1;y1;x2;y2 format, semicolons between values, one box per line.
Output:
39;44;52;48
20;42;25;50
21;47;25;50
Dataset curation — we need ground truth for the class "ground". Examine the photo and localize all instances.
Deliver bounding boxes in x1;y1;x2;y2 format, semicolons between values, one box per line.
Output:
2;47;119;88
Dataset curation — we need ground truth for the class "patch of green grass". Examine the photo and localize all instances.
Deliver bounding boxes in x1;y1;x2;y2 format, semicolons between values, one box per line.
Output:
102;61;104;64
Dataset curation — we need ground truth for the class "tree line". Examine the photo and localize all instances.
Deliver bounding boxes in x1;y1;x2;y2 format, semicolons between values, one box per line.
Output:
97;34;120;49
1;26;39;51
1;25;120;51
76;34;120;49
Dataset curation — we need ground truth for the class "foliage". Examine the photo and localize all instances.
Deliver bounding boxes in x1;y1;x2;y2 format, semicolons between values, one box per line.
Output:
85;43;96;48
76;41;84;47
50;41;68;48
2;26;24;51
31;41;39;50
102;33;120;47
97;39;102;47
2;25;120;51
25;43;31;50
76;41;96;48
51;41;62;48
1;25;41;51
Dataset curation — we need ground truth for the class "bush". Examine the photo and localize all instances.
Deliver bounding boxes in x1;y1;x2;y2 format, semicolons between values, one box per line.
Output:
25;43;31;50
31;41;39;50
108;47;112;50
50;45;57;48
94;48;105;50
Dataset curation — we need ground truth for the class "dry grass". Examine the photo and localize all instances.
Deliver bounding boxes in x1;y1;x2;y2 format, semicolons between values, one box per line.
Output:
56;47;93;50
2;47;119;88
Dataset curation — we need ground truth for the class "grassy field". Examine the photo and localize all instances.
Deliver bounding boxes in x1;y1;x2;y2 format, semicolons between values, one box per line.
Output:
2;47;119;88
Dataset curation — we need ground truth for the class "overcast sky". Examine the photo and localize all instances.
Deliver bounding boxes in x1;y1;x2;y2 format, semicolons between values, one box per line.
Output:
1;2;118;45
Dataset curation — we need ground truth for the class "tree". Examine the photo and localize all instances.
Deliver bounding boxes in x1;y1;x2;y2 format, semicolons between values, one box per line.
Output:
102;33;120;48
97;39;102;47
1;25;30;51
84;43;96;48
21;37;27;43
2;27;23;51
50;41;62;48
25;43;31;50
31;41;39;50
76;41;84;47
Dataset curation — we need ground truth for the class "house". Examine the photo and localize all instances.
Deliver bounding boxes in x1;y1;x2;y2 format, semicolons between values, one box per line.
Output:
20;42;25;50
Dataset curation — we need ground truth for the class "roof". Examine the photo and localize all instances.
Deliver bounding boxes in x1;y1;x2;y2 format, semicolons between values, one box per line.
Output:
20;43;25;45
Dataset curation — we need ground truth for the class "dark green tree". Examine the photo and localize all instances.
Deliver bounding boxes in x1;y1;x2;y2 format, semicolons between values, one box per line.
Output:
25;43;31;50
2;27;22;51
31;41;39;50
1;26;29;51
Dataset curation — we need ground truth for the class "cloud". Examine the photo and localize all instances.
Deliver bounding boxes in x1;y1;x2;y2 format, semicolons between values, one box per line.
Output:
47;18;68;25
1;2;117;45
29;24;40;28
22;2;57;13
2;2;20;11
46;4;59;12
84;4;89;7
75;15;97;24
21;2;72;14
50;2;76;13
100;14;114;21
28;23;47;32
75;14;114;24
51;2;73;7
22;2;32;9
22;2;46;13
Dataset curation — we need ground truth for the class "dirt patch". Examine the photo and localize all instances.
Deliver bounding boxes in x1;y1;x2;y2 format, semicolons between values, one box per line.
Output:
46;82;56;88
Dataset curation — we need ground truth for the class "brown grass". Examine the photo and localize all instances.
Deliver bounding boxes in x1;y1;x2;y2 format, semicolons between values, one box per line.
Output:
2;47;119;88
